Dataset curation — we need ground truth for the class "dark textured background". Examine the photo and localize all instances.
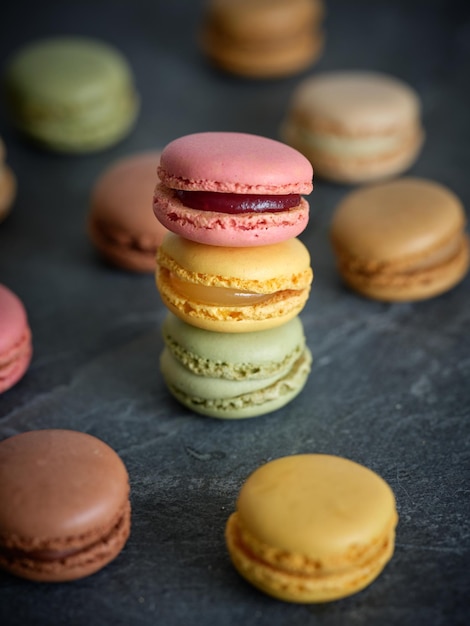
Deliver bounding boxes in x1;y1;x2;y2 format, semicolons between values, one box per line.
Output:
0;1;469;624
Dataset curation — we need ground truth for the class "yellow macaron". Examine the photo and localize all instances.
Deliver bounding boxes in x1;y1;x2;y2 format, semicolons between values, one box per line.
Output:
156;234;313;333
201;0;325;79
225;454;398;603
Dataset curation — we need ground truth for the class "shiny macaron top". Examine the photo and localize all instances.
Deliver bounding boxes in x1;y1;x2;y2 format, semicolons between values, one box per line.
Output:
157;132;313;194
0;429;129;547
287;70;422;134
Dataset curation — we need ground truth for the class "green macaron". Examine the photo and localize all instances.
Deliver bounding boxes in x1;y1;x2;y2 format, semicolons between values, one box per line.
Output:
160;313;312;419
3;36;139;153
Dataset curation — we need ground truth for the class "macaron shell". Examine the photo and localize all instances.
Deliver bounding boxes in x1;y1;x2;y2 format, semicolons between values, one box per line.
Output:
158;132;313;194
331;178;466;265
201;0;324;78
161;345;312;419
156;235;313;332
0;429;131;581
162;313;306;380
2;501;131;583
158;233;312;287
154;185;309;246
0;285;28;355
282;71;424;183
5;37;134;107
205;0;324;42
88;151;167;272
0;331;32;394
339;233;470;302
202;28;324;79
14;96;139;154
330;178;470;301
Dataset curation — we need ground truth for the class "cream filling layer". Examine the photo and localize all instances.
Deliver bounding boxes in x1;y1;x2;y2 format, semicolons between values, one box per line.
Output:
298;128;403;157
169;273;276;307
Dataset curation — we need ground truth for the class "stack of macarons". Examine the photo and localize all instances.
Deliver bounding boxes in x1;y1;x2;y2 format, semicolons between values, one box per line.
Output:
153;132;314;419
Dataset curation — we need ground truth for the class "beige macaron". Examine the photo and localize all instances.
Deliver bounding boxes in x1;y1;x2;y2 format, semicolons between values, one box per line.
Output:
330;177;470;301
201;0;325;79
282;71;424;184
0;138;17;224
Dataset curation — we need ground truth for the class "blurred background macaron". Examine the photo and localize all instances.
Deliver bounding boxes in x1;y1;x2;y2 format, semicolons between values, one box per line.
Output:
0;284;32;394
3;36;139;153
0;138;16;224
153;131;313;247
329;177;470;301
282;70;424;184
201;0;325;79
88;151;168;272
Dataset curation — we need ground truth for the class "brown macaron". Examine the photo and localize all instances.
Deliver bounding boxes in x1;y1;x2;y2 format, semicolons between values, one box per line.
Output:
201;0;325;79
0;429;131;582
330;177;470;301
88;150;168;272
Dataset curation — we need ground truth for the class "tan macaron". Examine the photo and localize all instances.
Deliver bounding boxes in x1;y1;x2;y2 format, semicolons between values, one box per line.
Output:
201;0;325;79
330;177;470;301
225;454;398;603
282;71;424;184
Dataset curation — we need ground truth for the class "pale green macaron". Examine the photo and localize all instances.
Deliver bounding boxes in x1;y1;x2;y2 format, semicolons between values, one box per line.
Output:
160;313;312;419
3;36;139;153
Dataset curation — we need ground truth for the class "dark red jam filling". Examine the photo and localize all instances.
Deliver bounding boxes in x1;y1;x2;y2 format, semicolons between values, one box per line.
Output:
175;190;301;214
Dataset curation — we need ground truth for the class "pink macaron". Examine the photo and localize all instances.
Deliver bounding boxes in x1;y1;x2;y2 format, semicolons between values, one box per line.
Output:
0;284;33;393
153;132;313;246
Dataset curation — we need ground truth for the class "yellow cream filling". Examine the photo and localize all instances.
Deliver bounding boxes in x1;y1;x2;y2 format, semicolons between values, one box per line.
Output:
169;273;274;307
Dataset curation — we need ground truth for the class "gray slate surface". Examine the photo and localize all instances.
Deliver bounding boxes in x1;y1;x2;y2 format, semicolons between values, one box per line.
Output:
0;1;469;625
